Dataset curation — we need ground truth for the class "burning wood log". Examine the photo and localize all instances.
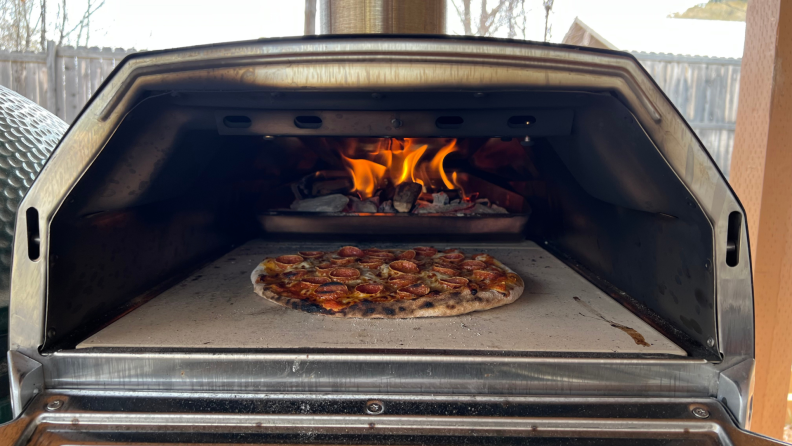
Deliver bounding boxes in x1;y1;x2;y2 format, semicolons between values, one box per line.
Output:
290;194;349;212
393;182;423;213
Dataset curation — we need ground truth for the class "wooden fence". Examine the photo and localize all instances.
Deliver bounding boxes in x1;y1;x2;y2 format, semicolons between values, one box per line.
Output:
0;41;134;124
635;52;741;178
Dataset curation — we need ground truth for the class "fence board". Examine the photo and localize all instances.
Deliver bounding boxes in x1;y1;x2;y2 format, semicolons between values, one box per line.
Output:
635;52;741;178
0;41;133;123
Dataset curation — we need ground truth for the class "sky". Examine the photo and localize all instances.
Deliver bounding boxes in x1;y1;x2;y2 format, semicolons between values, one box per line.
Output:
71;0;743;58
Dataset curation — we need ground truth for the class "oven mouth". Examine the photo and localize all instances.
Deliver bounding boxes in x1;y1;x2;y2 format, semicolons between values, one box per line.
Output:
41;89;719;361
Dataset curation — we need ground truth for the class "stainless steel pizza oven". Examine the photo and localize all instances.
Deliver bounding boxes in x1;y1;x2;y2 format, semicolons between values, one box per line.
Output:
2;16;764;446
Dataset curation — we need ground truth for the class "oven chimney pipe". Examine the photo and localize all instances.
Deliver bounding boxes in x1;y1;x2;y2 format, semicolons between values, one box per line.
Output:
319;0;446;35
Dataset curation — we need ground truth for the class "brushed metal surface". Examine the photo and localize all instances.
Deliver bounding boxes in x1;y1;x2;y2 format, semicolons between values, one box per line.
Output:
4;392;786;445
78;240;685;355
257;214;531;235
7;37;754;424
0;86;66;305
320;0;445;35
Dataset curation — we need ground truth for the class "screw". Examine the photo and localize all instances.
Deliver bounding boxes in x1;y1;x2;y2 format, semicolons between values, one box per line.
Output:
365;400;385;415
46;400;63;411
391;119;403;129
706;338;715;347
691;407;710;419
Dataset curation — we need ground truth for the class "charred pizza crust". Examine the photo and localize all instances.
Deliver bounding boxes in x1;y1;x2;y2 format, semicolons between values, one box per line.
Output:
250;247;524;318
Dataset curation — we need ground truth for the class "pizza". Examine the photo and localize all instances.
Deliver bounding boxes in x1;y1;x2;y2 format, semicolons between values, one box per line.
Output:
250;246;525;318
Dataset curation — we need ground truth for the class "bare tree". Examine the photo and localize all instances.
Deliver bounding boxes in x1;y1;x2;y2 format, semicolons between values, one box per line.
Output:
0;0;41;51
452;0;527;38
543;0;554;42
56;0;105;47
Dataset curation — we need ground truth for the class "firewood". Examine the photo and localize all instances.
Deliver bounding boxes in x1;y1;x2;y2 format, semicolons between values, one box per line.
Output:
393;182;422;213
290;194;349;212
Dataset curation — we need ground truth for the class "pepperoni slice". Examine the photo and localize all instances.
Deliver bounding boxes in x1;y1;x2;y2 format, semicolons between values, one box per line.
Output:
473;269;504;281
389;260;420;274
432;265;458;276
315;263;334;276
330;257;356;266
359;258;384;269
314;282;349;300
282;270;308;281
356;283;384;295
389;274;419;288
338;246;364;258
460;260;486;271
474;253;495;263
298;251;325;259
275;255;304;269
300;276;331;288
414;246;438;257
440;253;465;262
398;283;430;298
439;277;469;289
368;251;396;260
329;267;361;282
396;250;416;260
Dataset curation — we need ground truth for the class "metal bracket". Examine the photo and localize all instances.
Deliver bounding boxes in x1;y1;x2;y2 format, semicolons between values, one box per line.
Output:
8;351;44;417
718;357;755;428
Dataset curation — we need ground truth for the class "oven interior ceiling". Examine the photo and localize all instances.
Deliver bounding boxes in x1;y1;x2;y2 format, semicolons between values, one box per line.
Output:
46;90;717;358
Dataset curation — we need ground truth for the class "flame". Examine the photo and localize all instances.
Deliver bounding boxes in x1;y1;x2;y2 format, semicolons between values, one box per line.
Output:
343;158;387;198
340;138;458;199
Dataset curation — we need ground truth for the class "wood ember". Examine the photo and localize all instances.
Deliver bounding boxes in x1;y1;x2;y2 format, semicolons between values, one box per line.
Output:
296;171;352;198
378;200;396;213
348;196;379;213
290;194;349;212
393;182;423;213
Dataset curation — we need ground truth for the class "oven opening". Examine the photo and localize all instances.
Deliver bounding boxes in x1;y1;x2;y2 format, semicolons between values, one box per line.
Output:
257;137;531;238
42;90;718;360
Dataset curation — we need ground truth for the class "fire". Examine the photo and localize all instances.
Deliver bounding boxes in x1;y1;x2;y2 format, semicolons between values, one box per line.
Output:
341;138;458;199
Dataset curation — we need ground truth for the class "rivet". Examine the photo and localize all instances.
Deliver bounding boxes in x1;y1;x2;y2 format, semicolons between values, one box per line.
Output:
46;400;63;411
391;119;403;128
692;407;709;419
365;400;385;415
371;93;383;99
706;338;715;347
473;92;486;98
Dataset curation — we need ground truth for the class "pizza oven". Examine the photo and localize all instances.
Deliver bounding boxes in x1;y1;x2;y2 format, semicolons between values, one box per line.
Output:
1;5;764;445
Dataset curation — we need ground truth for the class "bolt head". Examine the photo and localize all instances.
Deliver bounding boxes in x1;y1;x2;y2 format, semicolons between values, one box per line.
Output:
691;407;710;419
365;400;385;415
46;400;63;411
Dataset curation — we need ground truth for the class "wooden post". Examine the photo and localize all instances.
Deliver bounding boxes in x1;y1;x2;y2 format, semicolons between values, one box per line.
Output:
729;0;792;438
45;41;57;116
304;0;317;35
